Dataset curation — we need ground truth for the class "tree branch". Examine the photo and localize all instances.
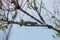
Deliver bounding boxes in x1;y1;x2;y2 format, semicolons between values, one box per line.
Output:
0;18;60;33
19;8;44;24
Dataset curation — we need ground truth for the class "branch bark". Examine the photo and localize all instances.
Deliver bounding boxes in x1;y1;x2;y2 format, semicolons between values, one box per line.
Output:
0;18;60;33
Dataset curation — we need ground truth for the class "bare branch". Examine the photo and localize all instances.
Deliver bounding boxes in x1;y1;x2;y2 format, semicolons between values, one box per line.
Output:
19;8;44;24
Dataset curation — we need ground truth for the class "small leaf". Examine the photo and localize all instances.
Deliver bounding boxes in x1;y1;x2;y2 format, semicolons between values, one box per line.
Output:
51;16;55;18
0;24;2;29
20;19;25;26
33;6;38;10
12;16;15;19
27;3;31;9
5;26;8;29
12;16;14;19
56;33;60;37
27;5;31;9
0;2;2;9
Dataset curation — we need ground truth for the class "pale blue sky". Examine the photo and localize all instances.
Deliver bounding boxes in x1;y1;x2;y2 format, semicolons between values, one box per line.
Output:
9;25;55;40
